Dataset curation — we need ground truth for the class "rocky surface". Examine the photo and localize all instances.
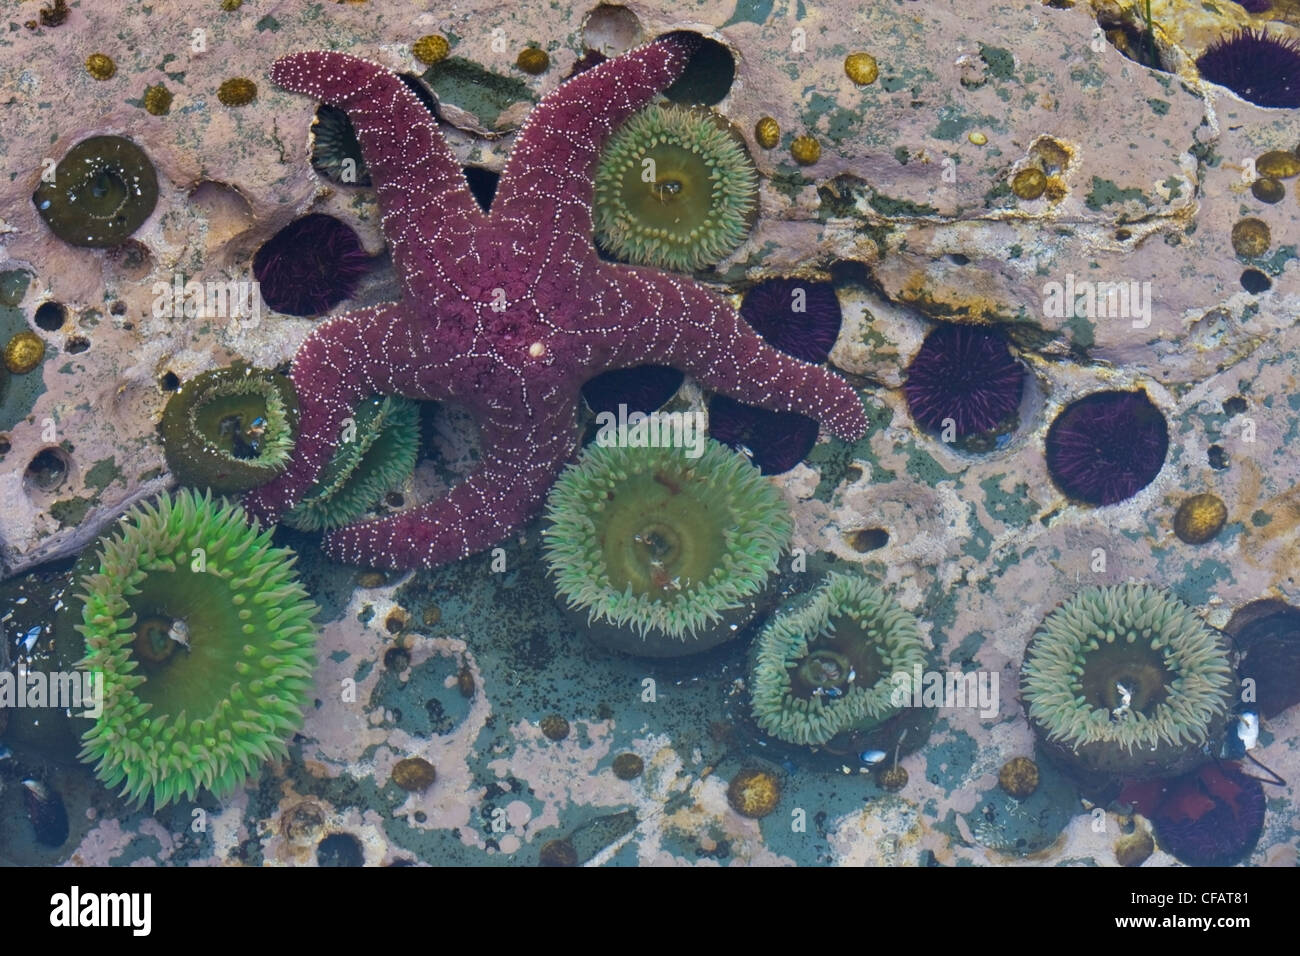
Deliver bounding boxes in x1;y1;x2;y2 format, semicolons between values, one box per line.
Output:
0;0;1296;866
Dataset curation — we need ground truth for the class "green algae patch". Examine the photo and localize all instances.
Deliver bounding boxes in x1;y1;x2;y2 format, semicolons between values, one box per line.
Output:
1063;312;1096;350
1249;244;1298;276
979;44;1016;81
931;109;974;141
0;304;47;432
869;192;939;218
49;496;95;527
722;0;778;27
807;397;894;501
905;445;960;485
1174;558;1234;606
805;93;862;144
1084;177;1149;211
83;457;120;494
766;166;808;202
0;270;30;307
979;476;1040;526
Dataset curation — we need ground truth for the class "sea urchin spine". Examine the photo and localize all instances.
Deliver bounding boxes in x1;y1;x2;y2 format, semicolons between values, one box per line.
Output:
739;277;843;365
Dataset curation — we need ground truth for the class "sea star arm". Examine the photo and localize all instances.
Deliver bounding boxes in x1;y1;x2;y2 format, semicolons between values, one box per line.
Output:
598;268;869;441
322;409;575;569
491;33;695;249
242;303;466;523
269;51;484;301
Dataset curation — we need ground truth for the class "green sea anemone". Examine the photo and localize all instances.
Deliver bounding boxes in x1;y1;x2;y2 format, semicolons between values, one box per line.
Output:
749;572;929;747
1020;583;1235;778
542;439;791;657
161;363;299;494
75;489;318;808
311;104;371;187
283;395;420;532
593;104;758;272
32;135;159;248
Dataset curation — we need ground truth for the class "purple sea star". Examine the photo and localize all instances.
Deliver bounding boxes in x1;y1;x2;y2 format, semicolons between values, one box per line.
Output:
243;33;868;570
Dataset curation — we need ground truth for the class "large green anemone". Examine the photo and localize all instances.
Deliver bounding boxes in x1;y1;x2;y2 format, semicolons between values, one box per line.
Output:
75;489;318;808
593;104;758;272
543;438;791;657
1020;584;1235;778
161;364;299;494
283;395;420;532
750;572;929;747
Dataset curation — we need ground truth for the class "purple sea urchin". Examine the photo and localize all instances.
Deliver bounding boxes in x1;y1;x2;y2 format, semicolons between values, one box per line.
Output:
76;489;318;808
904;324;1024;440
1021;584;1235;778
739;278;843;364
253;213;370;317
1224;599;1300;718
1123;762;1266;866
581;365;684;417
1044;390;1168;505
708;394;819;475
1196;28;1300;109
